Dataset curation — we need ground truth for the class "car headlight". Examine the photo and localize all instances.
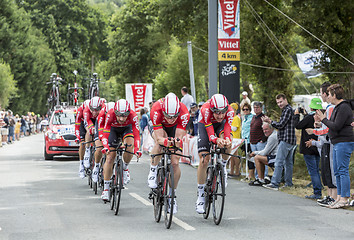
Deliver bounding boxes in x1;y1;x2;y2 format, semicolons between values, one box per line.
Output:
47;132;58;140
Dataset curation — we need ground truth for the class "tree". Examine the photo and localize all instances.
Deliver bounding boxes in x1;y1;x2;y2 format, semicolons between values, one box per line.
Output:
240;0;295;113
291;0;354;98
0;60;17;109
0;0;56;114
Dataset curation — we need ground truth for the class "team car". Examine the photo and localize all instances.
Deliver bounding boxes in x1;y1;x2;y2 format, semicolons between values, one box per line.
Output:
44;107;79;160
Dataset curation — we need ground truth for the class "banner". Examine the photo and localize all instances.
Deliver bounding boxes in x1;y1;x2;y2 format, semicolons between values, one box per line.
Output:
296;50;329;78
218;0;240;103
125;83;153;113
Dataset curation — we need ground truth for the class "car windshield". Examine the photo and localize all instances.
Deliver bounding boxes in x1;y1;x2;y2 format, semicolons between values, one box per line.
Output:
52;112;75;125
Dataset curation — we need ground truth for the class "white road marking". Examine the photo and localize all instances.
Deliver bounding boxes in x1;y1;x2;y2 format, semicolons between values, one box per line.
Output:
172;217;196;231
130;192;196;231
129;193;153;206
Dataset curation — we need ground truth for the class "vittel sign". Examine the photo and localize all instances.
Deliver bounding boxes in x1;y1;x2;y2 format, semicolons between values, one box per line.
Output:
219;0;238;37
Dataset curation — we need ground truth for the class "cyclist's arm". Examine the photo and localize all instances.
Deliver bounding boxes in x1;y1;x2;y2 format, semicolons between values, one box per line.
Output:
101;112;112;149
83;109;94;132
223;106;234;142
75;107;83;139
97;110;105;140
130;112;141;153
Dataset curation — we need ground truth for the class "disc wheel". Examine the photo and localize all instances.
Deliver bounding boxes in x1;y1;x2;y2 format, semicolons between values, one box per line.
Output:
164;165;174;229
154;167;163;222
212;164;225;225
114;160;123;215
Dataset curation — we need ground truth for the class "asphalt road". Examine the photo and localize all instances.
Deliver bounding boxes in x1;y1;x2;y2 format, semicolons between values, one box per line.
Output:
0;134;354;240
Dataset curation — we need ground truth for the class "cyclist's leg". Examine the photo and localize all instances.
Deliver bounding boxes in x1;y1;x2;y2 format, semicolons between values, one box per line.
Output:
171;127;186;189
122;133;134;185
83;130;93;168
78;122;86;178
148;128;166;188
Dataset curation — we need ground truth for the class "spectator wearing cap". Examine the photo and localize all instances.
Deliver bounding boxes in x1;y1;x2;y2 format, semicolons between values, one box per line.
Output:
240;91;251;110
190;102;199;136
181;86;194;111
294;97;323;199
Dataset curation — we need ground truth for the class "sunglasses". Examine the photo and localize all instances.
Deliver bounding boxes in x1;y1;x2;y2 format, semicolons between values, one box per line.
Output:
211;107;228;114
163;111;179;119
242;108;249;111
115;110;130;117
90;106;102;112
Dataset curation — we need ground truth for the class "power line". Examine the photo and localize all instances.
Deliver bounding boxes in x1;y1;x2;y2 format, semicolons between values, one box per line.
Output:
244;0;311;94
191;44;354;74
263;0;354;66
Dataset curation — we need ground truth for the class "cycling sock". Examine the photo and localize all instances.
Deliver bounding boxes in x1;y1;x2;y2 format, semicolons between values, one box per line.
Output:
104;180;111;191
123;161;129;170
79;160;84;168
150;165;157;174
197;184;205;198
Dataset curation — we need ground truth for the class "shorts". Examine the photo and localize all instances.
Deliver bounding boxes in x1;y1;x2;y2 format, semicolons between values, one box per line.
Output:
1;128;8;136
267;155;276;167
108;126;133;147
197;120;225;153
148;120;177;138
79;121;86;140
321;143;336;188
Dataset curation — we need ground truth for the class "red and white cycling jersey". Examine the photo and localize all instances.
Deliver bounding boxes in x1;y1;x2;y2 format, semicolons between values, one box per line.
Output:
102;109;140;153
83;103;106;134
150;98;190;131
198;100;234;143
75;105;85;140
97;107;107;140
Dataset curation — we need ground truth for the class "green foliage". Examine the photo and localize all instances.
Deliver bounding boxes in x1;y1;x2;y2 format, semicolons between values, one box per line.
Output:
107;0;163;96
0;0;56;114
291;0;354;98
0;60;17;109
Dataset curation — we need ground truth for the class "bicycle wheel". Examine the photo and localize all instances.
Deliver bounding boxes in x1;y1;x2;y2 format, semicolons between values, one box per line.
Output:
93;180;97;195
154;166;163;222
110;180;115;210
212;163;225;225
114;159;123;215
203;166;213;219
164;164;174;229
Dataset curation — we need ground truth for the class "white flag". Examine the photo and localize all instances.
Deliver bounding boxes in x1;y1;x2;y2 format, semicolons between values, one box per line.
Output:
296;50;329;78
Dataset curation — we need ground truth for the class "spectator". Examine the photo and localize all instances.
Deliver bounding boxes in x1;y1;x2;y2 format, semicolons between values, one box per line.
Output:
2;112;9;145
14;114;21;141
8;110;15;143
229;102;242;177
249;122;278;186
241;102;254;181
139;107;149;149
249;101;267;180
315;84;354;209
181;86;194;111
240;91;251;109
294;98;322;199
308;82;337;207
190;102;199;136
262;93;296;190
20;116;26;137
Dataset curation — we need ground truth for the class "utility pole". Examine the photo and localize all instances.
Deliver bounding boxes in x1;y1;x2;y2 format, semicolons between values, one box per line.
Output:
187;41;196;101
208;0;218;98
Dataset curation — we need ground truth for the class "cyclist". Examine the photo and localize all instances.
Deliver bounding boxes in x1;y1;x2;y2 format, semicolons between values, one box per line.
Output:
75;99;90;178
83;96;106;183
147;93;190;214
100;99;141;201
195;94;234;214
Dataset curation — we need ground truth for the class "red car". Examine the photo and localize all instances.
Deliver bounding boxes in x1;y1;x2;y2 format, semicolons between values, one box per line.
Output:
44;107;79;160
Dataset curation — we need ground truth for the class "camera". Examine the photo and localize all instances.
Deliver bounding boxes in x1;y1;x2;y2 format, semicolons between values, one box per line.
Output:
298;107;304;114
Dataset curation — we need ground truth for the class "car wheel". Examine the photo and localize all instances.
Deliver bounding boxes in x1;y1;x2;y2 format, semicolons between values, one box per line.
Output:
44;145;54;160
